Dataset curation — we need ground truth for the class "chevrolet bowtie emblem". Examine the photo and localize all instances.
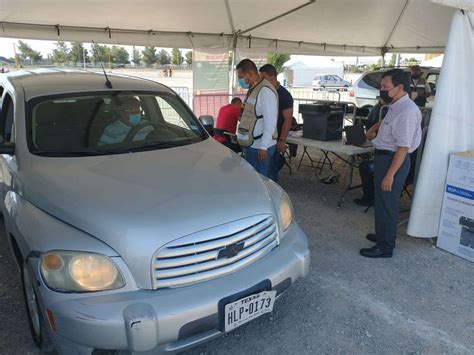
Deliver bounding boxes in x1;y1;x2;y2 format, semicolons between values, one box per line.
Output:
218;242;245;259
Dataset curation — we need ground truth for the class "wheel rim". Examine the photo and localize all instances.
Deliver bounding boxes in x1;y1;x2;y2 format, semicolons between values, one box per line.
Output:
23;266;41;336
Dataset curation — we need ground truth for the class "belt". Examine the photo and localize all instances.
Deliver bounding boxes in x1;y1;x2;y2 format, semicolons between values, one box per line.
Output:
374;149;395;156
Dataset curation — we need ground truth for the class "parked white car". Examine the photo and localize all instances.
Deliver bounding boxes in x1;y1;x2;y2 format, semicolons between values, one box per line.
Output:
0;69;310;354
350;67;440;108
312;75;351;91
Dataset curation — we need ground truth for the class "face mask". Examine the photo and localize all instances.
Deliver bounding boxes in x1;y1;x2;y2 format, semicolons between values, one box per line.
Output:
128;113;141;125
379;89;393;104
411;74;419;79
238;77;249;89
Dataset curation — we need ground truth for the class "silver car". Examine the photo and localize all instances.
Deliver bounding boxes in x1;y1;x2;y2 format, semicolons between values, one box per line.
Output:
312;75;351;91
0;69;310;354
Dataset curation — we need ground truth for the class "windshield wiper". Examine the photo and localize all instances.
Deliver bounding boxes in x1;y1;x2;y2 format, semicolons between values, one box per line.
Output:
33;148;119;157
109;140;187;153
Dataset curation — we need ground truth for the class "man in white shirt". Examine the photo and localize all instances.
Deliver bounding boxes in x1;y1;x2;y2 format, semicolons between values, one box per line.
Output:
360;69;422;258
236;59;278;177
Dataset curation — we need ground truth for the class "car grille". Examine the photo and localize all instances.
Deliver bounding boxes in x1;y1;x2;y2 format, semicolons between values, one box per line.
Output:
152;215;278;289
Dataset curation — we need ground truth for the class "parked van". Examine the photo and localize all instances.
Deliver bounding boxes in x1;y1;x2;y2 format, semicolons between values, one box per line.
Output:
350;67;440;108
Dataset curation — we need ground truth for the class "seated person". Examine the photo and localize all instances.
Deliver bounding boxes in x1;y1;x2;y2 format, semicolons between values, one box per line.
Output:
98;97;153;145
213;97;242;143
365;98;387;129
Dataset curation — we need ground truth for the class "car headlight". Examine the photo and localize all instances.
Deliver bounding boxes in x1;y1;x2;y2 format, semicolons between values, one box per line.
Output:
40;251;125;292
279;192;294;231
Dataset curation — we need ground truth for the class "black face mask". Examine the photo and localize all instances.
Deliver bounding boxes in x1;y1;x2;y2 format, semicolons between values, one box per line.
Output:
379;90;393;103
412;74;419;79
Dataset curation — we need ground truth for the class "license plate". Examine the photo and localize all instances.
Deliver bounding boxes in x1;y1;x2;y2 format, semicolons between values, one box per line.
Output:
223;290;276;332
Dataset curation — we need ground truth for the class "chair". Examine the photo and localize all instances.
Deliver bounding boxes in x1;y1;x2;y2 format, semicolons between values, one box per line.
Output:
397;126;429;228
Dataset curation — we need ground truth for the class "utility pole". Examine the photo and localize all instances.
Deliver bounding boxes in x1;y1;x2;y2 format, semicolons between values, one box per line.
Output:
13;43;20;69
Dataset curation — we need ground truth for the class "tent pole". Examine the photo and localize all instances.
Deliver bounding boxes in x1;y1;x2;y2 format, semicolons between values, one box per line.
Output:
224;0;236;33
240;0;316;35
230;33;238;96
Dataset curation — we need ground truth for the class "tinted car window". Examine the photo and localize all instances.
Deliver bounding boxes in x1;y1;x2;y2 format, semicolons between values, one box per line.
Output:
28;91;207;156
359;72;384;90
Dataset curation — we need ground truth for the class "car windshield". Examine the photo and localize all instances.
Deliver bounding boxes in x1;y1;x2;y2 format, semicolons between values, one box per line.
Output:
27;91;207;156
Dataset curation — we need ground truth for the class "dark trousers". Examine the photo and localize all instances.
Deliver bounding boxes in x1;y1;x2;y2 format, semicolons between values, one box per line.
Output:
374;153;410;253
268;151;285;183
359;160;375;201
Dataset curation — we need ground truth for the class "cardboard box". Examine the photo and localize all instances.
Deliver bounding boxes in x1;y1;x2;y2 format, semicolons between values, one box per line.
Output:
437;151;474;262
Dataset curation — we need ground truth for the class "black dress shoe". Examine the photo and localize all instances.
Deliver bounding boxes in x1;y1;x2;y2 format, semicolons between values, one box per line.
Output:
366;233;376;242
353;197;374;207
359;246;393;258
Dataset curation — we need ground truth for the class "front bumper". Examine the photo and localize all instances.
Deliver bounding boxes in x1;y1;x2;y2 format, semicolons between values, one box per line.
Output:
31;222;310;354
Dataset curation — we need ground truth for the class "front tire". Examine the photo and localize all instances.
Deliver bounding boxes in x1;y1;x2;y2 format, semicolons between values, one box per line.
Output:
22;263;54;351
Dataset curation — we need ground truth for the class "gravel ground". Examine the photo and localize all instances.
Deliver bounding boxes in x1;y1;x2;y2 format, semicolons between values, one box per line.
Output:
0;148;473;355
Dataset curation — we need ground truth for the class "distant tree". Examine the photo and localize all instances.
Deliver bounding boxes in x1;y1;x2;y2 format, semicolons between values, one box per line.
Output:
184;50;193;65
90;43;110;65
110;46;129;64
17;40;43;64
403;57;420;66
171;48;182;65
132;47;141;66
142;46;157;65
51;41;70;64
365;58;384;72
388;53;397;68
157;49;171;65
267;52;291;74
70;42;89;65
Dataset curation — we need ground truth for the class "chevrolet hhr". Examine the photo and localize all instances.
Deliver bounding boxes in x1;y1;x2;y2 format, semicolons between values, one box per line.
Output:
0;69;310;353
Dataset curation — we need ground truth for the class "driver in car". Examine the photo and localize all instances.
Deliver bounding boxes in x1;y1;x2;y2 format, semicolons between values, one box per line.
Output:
98;96;154;145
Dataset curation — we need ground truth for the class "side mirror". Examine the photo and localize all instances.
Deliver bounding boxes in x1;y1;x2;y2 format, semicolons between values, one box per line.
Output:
0;136;15;155
198;115;215;135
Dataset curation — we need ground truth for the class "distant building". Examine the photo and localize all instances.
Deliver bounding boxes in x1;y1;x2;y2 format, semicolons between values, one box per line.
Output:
279;56;344;87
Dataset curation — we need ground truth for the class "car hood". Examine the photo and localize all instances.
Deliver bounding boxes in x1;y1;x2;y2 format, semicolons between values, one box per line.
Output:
19;139;276;288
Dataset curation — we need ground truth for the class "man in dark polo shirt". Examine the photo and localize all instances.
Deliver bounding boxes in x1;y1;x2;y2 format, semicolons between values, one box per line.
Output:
360;69;421;258
259;64;294;182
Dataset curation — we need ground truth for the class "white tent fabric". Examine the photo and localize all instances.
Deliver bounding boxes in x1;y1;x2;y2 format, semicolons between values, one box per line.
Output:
0;0;461;56
408;9;474;238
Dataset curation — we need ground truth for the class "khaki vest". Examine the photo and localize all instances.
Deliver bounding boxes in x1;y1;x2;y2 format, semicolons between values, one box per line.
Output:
410;77;428;99
237;78;278;147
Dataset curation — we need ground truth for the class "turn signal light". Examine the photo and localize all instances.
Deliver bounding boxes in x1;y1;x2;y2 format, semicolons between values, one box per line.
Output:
47;309;57;332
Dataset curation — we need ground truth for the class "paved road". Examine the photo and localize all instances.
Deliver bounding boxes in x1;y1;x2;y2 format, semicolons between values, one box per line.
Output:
0;148;473;354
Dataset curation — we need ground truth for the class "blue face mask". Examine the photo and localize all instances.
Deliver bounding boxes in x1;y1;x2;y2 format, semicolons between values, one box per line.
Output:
128;113;141;125
238;77;249;89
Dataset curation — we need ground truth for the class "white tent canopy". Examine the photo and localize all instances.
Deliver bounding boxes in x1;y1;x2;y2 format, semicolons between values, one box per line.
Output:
0;0;467;56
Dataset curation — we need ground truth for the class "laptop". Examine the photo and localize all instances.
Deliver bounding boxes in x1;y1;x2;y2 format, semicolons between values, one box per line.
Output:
344;125;372;147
